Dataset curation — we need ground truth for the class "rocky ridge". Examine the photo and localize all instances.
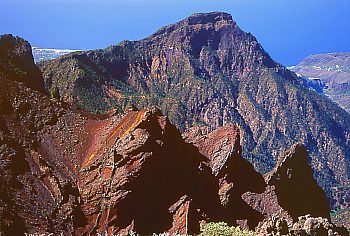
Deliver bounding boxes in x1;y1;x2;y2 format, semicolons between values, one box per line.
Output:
1;34;348;235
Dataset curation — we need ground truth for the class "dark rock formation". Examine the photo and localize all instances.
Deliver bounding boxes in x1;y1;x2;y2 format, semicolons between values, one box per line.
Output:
242;144;333;230
78;107;220;235
39;12;350;210
265;143;330;220
0;34;45;92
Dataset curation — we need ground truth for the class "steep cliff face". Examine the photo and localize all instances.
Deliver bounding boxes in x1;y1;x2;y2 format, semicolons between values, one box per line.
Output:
242;144;331;226
39;12;350;209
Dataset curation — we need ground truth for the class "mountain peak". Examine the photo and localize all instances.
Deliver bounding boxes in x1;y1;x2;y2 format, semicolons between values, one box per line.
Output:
141;11;280;75
0;34;45;92
151;11;236;38
185;12;233;25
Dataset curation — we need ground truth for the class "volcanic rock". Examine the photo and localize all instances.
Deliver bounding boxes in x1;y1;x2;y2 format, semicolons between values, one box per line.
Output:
78;107;221;235
184;125;266;228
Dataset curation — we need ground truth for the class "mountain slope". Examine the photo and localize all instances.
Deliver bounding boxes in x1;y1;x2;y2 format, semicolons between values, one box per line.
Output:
291;52;350;113
39;12;350;209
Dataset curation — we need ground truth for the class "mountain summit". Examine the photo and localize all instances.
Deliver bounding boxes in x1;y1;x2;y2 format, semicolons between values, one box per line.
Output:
39;12;350;210
146;12;283;76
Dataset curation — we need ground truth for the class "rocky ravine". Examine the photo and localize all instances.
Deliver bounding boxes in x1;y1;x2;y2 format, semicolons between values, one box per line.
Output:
0;34;349;235
39;12;350;210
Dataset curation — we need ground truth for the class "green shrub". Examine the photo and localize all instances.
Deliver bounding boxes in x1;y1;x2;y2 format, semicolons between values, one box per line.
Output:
199;222;255;236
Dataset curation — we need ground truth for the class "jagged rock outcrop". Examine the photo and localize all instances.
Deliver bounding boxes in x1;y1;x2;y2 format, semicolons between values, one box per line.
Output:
244;145;348;235
75;111;347;235
39;12;350;210
77;109;266;235
78;107;220;235
183;125;266;229
265;143;330;220
242;144;332;228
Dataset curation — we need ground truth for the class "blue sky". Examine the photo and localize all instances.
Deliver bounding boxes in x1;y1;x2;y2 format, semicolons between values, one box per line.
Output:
1;0;349;66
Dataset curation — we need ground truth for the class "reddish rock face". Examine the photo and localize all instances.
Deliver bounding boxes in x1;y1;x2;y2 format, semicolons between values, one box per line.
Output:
78;107;220;235
0;85;341;235
73;110;271;235
183;125;267;229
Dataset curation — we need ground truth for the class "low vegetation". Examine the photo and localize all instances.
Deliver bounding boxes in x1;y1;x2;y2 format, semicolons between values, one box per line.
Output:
199;222;255;236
